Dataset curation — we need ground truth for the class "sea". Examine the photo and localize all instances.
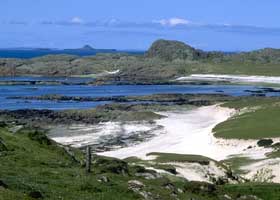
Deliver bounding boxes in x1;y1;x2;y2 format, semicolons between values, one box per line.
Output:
0;49;144;59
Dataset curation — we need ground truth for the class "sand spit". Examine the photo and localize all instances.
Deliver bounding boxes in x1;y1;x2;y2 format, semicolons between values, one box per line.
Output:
176;74;280;84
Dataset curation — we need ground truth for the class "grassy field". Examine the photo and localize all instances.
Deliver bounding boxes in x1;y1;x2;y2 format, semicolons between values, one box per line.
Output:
213;97;280;139
221;183;280;200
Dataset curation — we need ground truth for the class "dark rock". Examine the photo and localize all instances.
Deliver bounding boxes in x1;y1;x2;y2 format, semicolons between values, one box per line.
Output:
134;165;147;173
163;182;177;192
135;172;160;180
188;100;212;106
133;166;161;179
245;90;265;94
0;137;7;151
184;182;217;195
260;87;280;93
162;166;178;175
0;180;8;188
8;94;128;103
257;139;273;147
128;180;155;199
0;121;7;128
250;93;266;97
97;175;110;183
271;142;280;149
128;180;144;190
214;177;227;185
28;191;43;199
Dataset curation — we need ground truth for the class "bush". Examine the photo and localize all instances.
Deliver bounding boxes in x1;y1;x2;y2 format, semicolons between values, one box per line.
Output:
94;157;129;175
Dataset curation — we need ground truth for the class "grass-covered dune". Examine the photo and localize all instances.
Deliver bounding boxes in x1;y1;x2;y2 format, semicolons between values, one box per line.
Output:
214;97;280;139
1;39;280;84
1;124;280;200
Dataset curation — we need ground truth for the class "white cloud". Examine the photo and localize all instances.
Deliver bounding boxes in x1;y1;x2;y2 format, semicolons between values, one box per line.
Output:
71;17;84;24
223;23;231;27
154;17;190;27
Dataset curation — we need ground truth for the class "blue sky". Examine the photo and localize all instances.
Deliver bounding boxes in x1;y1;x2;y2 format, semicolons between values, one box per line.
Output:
1;0;280;51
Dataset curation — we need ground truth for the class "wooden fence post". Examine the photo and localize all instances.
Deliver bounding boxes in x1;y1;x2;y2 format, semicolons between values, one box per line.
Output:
86;146;92;173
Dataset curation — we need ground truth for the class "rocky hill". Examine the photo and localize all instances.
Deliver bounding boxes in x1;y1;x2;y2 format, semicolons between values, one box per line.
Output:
146;39;207;61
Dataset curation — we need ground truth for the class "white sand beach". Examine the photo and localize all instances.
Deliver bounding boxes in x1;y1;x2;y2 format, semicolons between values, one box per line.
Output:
176;74;280;84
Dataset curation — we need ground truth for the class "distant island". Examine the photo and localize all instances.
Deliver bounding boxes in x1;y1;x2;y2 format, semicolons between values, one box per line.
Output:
64;44;95;51
64;44;117;52
0;45;134;59
1;45;101;51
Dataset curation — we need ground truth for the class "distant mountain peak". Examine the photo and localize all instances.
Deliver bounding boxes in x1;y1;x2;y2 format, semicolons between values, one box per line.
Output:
81;45;95;50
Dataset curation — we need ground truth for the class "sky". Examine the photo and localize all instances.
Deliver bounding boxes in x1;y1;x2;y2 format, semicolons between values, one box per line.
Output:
1;0;280;51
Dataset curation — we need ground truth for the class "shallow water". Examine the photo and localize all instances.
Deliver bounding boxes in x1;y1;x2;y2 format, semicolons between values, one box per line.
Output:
0;76;94;84
0;77;279;110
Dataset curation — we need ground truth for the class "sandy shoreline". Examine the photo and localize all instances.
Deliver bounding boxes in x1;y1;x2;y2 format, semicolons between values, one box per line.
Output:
99;105;237;160
176;74;280;84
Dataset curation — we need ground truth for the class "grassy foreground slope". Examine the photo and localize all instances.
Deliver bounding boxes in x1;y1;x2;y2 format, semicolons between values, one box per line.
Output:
1;124;280;199
0;126;188;200
214;97;280;139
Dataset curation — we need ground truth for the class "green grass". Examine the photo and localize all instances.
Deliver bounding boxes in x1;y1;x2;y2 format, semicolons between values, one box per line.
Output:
71;74;97;78
221;97;280;110
221;183;280;200
222;156;260;174
0;188;31;200
147;152;214;164
267;149;280;158
214;97;280;139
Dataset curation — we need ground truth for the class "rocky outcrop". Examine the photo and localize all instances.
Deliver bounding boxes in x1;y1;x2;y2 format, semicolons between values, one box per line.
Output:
146;39;206;61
